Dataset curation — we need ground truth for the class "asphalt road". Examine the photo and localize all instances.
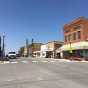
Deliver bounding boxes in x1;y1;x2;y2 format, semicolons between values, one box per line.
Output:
0;57;88;88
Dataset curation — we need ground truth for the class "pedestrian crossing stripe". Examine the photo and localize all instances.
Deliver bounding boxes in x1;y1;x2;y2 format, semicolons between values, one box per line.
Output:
10;61;18;64
50;61;55;62
41;61;48;63
32;61;38;63
3;61;10;64
21;61;28;63
0;60;88;65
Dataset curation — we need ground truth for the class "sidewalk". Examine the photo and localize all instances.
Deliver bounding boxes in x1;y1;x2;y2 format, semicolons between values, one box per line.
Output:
31;57;88;63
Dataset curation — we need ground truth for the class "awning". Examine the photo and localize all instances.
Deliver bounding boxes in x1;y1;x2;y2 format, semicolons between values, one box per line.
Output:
33;51;41;53
59;41;88;51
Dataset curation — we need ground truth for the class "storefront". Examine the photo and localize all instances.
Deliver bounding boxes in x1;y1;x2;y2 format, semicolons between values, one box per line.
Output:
60;41;88;60
33;51;41;57
40;50;53;58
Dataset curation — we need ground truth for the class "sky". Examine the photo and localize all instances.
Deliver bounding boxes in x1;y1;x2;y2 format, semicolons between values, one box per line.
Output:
0;0;88;53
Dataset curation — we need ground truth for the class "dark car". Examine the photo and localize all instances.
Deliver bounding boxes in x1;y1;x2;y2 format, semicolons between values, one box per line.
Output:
16;54;20;57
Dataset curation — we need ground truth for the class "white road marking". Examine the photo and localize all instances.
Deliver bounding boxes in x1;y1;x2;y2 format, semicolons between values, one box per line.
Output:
7;79;15;82
0;63;5;64
0;61;10;64
41;60;48;63
4;61;10;64
32;61;38;63
57;59;71;62
37;76;43;81
21;60;28;63
50;61;56;63
10;61;18;64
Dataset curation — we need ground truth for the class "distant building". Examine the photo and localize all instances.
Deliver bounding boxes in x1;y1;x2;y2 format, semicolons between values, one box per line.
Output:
19;43;43;57
60;17;88;60
18;46;24;56
23;46;28;57
31;43;43;57
40;41;63;58
40;44;48;58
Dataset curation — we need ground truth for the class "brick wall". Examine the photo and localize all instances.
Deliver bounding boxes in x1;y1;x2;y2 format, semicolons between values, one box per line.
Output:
64;17;88;44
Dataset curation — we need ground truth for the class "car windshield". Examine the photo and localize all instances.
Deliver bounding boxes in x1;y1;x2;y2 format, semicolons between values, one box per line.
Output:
8;52;16;54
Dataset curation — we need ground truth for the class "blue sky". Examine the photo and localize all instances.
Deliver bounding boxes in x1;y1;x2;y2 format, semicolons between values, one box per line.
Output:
0;0;88;52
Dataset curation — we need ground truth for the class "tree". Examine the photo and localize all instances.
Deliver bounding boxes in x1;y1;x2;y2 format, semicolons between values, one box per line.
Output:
19;47;24;56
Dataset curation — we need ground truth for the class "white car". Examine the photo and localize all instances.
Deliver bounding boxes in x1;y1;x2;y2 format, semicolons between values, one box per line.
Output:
8;52;17;59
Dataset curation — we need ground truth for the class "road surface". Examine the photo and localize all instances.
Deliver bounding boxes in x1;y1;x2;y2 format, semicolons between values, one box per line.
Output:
0;57;88;88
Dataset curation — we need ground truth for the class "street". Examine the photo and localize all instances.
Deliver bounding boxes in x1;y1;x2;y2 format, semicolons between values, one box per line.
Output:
0;57;88;88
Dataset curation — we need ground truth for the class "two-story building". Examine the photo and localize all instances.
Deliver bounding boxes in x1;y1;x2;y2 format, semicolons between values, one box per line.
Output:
60;17;88;60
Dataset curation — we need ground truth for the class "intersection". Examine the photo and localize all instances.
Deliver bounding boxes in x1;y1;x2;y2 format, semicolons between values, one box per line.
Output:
0;57;88;88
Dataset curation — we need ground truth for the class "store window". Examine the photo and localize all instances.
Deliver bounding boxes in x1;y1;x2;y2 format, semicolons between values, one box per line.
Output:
68;34;71;42
65;36;67;42
77;31;81;39
74;25;81;30
73;32;76;40
64;29;70;33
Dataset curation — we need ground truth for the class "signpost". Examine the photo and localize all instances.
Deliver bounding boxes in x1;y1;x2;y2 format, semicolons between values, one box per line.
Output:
31;38;34;57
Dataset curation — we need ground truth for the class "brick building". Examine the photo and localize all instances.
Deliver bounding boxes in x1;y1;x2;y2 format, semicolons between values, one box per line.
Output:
19;43;43;57
60;17;88;60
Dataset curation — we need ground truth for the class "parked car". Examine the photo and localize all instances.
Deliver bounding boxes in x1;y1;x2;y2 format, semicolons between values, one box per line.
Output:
16;54;21;58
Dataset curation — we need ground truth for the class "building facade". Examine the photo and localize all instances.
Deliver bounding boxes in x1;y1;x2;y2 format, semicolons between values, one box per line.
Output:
60;17;88;60
40;44;48;58
32;43;43;57
64;17;88;44
19;43;43;57
40;41;63;58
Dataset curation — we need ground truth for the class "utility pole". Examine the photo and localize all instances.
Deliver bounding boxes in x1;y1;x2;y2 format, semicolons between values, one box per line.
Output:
2;35;5;59
26;39;29;57
0;35;1;58
31;38;34;57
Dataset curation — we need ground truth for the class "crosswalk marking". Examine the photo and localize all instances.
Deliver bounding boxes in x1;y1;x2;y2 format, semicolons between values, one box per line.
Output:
0;60;88;65
41;60;48;63
10;61;18;64
4;61;10;64
50;61;56;63
21;61;28;63
32;61;38;63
